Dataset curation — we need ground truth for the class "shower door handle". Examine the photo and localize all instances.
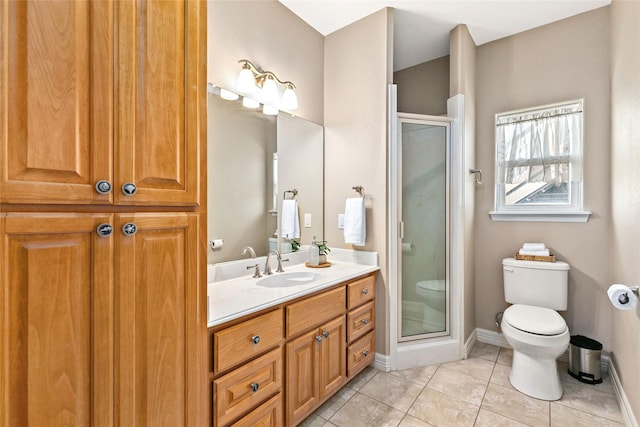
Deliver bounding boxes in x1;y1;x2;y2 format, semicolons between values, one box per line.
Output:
399;221;404;239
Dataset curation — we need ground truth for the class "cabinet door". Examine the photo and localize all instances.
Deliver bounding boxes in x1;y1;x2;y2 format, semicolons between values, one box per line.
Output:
0;213;114;426
115;0;204;206
0;1;114;204
116;213;202;426
285;329;321;425
318;316;347;399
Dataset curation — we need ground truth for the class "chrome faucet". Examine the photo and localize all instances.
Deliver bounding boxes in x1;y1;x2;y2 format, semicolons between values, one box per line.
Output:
242;246;261;278
241;246;256;258
264;250;289;275
275;252;289;273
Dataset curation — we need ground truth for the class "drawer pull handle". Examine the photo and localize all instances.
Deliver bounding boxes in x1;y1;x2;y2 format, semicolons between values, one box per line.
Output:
250;383;259;392
251;335;261;345
315;335;323;342
362;350;369;357
361;319;369;325
362;288;369;295
322;331;330;338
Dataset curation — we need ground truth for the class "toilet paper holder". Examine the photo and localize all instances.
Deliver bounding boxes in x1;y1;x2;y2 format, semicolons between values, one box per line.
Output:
619;285;639;304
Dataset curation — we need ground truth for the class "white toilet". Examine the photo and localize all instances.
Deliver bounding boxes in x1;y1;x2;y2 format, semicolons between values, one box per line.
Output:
501;258;570;401
416;280;446;330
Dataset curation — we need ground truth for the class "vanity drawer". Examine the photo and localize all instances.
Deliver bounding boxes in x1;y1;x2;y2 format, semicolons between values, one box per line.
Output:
229;392;282;427
347;274;375;310
347;331;375;378
286;287;345;338
214;348;282;427
347;301;375;343
214;309;283;374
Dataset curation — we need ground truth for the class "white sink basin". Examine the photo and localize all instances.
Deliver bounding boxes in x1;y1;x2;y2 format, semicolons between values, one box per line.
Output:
257;271;318;288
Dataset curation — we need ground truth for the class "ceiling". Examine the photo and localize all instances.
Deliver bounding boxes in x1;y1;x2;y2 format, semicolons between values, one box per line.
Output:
277;0;611;71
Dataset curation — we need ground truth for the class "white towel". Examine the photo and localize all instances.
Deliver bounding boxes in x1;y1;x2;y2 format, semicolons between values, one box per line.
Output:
518;248;550;256
522;243;546;251
281;199;300;239
344;197;366;246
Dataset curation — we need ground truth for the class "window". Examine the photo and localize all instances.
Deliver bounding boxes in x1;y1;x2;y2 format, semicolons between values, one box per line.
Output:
490;100;591;222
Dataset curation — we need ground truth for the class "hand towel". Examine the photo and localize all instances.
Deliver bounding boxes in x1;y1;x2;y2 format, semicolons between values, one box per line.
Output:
344;197;366;246
281;199;300;239
522;243;546;251
518;248;550;256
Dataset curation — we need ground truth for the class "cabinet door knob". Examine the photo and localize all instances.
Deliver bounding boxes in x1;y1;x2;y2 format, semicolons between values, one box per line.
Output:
251;335;261;345
322;331;330;338
122;182;137;196
361;318;369;325
362;350;369;357
315;335;323;342
95;180;112;195
361;288;369;295
250;383;259;392
122;223;137;236
96;223;113;237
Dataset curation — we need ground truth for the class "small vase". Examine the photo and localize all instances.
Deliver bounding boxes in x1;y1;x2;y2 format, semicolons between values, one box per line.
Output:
319;254;327;265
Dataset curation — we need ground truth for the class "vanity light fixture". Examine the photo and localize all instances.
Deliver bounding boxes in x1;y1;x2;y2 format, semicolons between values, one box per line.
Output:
236;59;298;112
219;88;239;101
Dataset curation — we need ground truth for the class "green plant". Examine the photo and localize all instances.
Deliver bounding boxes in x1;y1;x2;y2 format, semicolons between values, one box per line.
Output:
290;239;300;252
314;240;330;256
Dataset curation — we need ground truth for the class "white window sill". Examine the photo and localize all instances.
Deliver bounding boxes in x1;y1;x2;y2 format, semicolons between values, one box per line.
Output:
489;210;592;223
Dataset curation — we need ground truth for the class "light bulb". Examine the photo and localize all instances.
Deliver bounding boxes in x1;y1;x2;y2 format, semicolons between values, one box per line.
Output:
242;97;260;109
219;88;239;101
281;86;298;111
237;67;256;94
262;104;279;116
262;76;279;106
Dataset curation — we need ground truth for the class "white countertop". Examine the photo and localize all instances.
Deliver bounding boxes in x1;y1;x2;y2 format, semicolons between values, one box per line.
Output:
207;249;379;328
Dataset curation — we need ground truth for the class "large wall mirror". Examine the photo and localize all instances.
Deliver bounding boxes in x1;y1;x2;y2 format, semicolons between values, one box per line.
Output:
207;88;324;264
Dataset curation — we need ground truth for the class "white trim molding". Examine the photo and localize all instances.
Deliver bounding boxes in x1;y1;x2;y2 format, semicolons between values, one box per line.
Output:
609;357;639;427
374;352;391;373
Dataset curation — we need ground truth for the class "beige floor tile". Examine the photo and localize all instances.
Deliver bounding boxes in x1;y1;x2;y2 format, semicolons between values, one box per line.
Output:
299;413;329;427
408;388;479;427
556;378;623;423
345;366;379;391
489;361;512;388
481;382;550;427
427;366;489;406
360;371;424;412
329;393;406;427
322;422;338;427
474;408;529;426
469;342;501;362
441;357;495;382
389;364;439;387
551;402;624;426
314;386;356;419
398;414;434;427
497;348;513;366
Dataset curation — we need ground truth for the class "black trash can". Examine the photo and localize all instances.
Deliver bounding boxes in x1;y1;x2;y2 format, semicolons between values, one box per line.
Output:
568;335;602;384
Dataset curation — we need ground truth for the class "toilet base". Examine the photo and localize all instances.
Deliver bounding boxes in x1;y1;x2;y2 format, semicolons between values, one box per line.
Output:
509;350;563;401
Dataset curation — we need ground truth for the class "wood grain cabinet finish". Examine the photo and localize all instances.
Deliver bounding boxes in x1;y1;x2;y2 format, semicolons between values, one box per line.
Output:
347;300;375;343
1;0;203;206
347;274;375;309
0;213;115;426
229;393;283;427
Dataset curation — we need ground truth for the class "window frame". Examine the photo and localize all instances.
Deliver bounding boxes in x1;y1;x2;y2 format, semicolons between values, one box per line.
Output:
489;99;591;223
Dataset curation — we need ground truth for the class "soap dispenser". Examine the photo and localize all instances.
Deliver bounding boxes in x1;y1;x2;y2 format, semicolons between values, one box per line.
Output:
308;238;320;266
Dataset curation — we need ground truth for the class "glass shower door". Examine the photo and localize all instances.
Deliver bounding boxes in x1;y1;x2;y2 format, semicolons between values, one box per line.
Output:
398;117;449;340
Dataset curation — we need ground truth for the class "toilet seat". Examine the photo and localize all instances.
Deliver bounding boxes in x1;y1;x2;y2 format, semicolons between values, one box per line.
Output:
416;280;445;293
503;304;567;336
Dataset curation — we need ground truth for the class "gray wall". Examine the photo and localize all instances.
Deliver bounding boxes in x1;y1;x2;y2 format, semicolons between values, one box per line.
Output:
394;55;450;116
609;0;640;419
474;7;612;350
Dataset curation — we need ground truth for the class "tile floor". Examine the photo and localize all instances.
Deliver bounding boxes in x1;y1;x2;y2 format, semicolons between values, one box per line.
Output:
300;342;624;427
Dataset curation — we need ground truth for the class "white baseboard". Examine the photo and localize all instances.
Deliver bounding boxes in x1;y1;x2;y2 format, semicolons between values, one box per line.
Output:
463;328;477;359
608;357;638;427
476;327;510;348
374;352;391;372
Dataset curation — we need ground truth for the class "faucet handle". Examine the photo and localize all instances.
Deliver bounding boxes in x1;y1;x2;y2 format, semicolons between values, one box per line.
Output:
247;264;262;278
276;258;289;273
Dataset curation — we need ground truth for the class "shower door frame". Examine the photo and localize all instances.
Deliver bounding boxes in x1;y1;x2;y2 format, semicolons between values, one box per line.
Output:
396;114;452;343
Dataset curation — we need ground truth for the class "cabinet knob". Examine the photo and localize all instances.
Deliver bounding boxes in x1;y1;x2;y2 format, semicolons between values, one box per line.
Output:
362;288;369;295
315;335;323;342
122;222;138;236
322;331;330;338
96;223;113;237
95;180;112;195
251;335;261;345
122;182;137;196
362;350;369;357
250;383;259;392
361;318;369;325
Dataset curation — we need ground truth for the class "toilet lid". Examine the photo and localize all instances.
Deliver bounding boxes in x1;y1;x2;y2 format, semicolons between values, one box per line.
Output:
503;304;567;336
416;280;445;292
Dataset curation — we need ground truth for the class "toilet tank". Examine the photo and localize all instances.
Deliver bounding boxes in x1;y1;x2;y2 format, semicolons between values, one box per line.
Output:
503;258;570;310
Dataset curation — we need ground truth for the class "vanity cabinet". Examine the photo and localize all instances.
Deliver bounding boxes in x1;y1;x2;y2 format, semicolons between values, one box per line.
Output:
0;1;207;426
209;272;376;427
1;0;202;206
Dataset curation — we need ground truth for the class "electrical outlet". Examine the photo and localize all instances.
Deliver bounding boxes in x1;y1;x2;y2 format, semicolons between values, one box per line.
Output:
338;214;345;229
304;213;312;228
